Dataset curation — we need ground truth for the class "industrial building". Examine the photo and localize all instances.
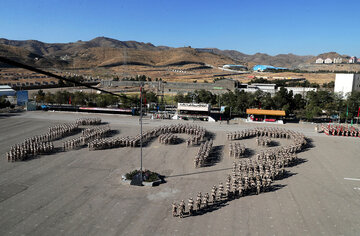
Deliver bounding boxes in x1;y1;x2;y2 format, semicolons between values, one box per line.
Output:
101;78;240;94
222;64;248;71
172;103;214;121
239;83;277;96
0;85;16;97
334;73;360;97
252;65;288;72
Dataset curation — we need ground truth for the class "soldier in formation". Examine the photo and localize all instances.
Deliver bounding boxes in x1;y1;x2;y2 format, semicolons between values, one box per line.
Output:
229;142;246;159
6;140;54;162
173;127;308;217
88;124;207;151
64;126;111;150
194;139;213;168
256;137;271;146
158;133;177;144
75;118;101;126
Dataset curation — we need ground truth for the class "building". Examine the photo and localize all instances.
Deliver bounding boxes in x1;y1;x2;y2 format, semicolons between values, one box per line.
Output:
101;78;239;94
222;64;248;71
315;58;324;64
349;56;358;63
239;83;277;96
283;87;317;97
333;57;343;64
173;103;214;121
334;73;360;96
0;85;16;97
246;109;286;124
324;58;333;64
253;65;288;72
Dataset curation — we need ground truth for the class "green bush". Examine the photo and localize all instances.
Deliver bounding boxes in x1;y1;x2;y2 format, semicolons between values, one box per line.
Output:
125;169;160;182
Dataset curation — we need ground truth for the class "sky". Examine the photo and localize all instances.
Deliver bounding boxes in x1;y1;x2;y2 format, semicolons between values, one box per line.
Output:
0;0;359;56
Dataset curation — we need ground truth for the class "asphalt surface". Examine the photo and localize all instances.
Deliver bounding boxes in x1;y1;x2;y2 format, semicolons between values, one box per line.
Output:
0;111;359;236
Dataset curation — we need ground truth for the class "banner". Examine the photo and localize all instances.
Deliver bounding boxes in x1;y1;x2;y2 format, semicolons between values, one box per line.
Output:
16;91;28;106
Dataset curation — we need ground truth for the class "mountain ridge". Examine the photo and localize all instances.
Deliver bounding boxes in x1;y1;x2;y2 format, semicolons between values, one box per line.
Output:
0;37;352;69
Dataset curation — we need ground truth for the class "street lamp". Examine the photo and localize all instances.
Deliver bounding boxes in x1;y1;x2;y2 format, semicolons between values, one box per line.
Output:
139;83;143;185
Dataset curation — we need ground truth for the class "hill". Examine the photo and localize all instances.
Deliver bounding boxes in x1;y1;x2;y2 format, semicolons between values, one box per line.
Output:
205;48;313;68
1;37;359;72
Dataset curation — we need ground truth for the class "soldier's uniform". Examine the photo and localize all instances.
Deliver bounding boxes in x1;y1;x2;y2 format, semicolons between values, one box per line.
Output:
179;200;185;218
172;202;177;217
211;185;217;203
188;198;194;215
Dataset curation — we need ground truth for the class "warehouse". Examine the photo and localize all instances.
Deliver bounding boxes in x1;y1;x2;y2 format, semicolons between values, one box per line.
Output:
0;85;16;97
253;65;288;72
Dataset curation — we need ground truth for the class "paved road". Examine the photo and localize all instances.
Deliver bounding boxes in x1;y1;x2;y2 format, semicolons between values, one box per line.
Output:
0;111;359;235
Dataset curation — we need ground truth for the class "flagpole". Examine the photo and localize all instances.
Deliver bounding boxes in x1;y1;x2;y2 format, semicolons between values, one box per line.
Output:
140;83;143;184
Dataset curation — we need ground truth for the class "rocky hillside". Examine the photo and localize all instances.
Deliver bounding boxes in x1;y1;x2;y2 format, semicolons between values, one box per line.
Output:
0;37;358;71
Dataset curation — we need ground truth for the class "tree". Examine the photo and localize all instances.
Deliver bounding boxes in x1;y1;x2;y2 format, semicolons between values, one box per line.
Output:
36;89;45;102
174;92;185;103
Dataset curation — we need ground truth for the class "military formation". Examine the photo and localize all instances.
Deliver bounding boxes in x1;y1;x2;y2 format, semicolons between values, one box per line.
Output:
228;142;246;159
5;118;104;161
194;139;213;168
63;126;111;150
158;133;178;144
47;123;80;141
173;127;307;218
75;118;102;126
6;140;54;162
88;124;207;151
227;127;292;141
320;124;360;137
256;136;271;146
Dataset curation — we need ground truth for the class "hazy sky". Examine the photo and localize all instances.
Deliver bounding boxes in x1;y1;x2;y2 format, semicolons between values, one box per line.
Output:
1;0;359;56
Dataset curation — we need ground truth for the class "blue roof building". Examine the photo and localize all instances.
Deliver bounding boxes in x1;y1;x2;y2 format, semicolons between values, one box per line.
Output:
253;65;288;72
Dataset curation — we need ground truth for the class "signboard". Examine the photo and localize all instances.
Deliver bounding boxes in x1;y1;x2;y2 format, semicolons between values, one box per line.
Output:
16;91;28;106
177;103;210;112
26;101;37;111
220;106;226;113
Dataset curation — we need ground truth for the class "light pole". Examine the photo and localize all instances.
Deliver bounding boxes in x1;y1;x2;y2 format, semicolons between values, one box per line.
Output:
140;83;143;184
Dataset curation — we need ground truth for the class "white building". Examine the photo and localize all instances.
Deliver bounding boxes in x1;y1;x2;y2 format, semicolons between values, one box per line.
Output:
283;87;317;97
324;58;333;64
315;58;324;64
334;73;360;97
240;84;277;96
333;57;343;64
349;57;357;63
173;103;215;121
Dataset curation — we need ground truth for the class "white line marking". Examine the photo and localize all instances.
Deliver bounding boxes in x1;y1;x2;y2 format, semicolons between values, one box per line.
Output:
344;178;360;181
353;187;360;190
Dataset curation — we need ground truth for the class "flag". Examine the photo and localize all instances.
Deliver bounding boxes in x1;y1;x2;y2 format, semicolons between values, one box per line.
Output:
357;106;360;117
69;96;71;104
346;105;348;117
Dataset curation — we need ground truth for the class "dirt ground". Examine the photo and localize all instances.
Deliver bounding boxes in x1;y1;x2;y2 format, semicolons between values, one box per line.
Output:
0;112;359;236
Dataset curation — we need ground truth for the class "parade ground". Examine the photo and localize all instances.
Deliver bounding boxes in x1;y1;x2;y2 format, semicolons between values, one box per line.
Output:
0;111;360;236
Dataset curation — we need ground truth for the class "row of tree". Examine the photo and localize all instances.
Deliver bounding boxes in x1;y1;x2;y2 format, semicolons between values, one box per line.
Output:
174;89;360;121
35;89;159;109
34;88;360;121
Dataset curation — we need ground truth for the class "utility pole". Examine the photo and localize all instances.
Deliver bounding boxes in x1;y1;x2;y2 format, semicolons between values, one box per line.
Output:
139;83;143;185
